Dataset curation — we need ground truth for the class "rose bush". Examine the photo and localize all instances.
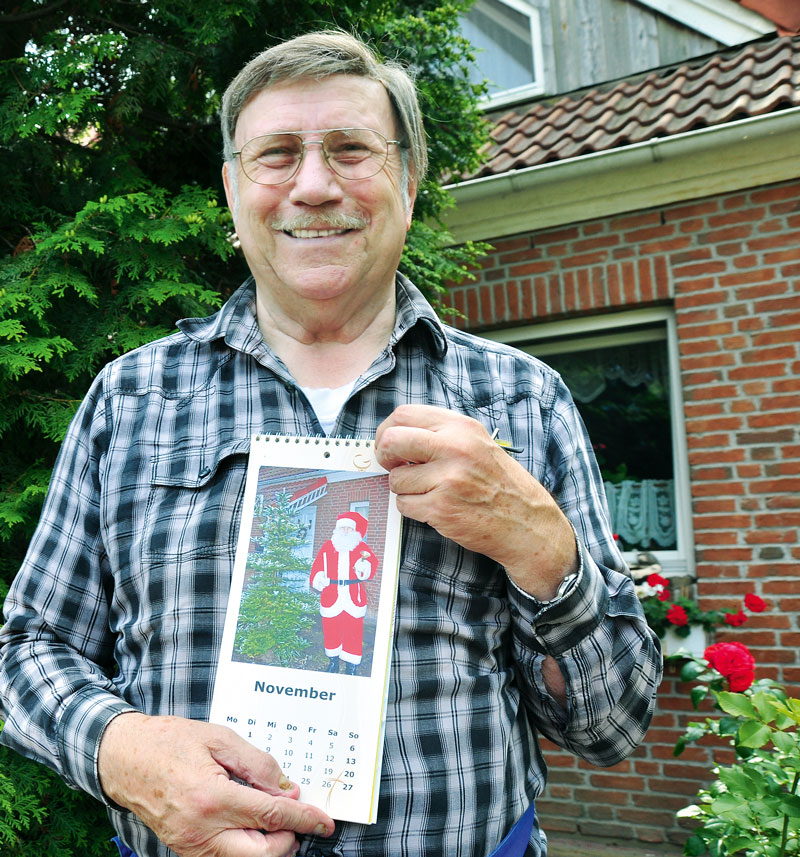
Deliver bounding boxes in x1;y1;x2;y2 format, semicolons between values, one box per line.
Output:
673;643;800;856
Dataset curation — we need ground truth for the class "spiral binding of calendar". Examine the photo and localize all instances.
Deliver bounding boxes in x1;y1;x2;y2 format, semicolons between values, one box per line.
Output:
253;434;374;448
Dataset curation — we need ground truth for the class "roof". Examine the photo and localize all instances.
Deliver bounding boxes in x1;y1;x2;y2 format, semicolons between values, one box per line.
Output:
468;34;800;181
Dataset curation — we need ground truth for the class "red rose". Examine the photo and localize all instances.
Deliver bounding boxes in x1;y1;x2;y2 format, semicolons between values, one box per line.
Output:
744;593;766;613
657;588;671;602
647;573;670;589
724;609;748;627
727;669;756;692
704;642;756;692
666;604;689;626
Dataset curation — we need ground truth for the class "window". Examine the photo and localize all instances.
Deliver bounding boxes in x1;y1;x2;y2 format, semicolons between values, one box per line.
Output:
460;0;545;107
488;309;693;574
349;500;370;522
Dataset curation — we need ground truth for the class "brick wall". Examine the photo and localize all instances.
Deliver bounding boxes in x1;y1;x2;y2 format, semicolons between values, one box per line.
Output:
448;178;800;850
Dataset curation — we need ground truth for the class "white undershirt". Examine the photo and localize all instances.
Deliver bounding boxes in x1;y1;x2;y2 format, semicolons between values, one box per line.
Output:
301;381;356;434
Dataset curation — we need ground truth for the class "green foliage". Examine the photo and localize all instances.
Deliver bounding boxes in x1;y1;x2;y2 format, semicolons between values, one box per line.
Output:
0;742;114;856
234;490;317;665
1;0;488;849
675;655;800;856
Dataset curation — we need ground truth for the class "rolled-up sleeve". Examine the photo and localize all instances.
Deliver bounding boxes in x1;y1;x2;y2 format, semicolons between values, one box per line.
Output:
507;369;663;766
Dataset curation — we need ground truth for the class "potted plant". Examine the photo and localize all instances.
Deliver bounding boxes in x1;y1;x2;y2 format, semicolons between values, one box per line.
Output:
629;551;767;655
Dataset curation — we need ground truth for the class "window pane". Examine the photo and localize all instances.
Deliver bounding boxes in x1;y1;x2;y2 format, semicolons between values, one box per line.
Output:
461;0;536;94
545;339;677;552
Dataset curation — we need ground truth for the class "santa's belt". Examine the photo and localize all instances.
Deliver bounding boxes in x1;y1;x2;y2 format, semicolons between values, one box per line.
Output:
328;578;362;585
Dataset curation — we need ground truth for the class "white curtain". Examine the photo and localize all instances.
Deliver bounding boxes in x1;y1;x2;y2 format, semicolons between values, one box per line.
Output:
604;479;676;549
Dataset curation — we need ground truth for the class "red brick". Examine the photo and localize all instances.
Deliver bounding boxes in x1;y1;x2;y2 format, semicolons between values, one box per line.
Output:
689;449;746;464
752;185;800;204
747;229;800;251
682;361;736;378
674;291;728;308
684;401;725;418
741;345;796;363
744;530;796;544
719;269;778;288
729;364;787;381
685;417;743;433
687;433;734;448
486;235;531;254
537;226;580;244
678;321;735;340
709;207;766;226
508;259;556;277
756;296;800;313
748;412;800;429
695;548;753;561
749;477;800;494
752;329;800;347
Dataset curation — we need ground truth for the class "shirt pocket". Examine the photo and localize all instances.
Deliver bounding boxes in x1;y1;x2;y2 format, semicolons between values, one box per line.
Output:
140;438;250;565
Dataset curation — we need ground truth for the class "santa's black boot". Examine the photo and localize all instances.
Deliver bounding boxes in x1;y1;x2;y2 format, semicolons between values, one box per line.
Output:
327;657;340;673
346;662;358;676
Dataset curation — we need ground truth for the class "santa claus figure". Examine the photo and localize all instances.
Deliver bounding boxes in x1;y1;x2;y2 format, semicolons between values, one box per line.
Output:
310;512;379;675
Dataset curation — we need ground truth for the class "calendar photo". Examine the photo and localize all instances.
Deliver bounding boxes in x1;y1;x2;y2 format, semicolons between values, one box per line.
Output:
209;435;403;824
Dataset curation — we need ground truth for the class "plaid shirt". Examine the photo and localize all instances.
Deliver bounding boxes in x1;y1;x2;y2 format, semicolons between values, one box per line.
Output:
0;275;662;857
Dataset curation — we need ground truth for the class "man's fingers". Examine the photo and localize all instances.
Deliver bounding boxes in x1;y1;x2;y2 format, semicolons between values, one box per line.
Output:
377;403;458;432
375;425;437;470
208;728;297;797
213;827;298;857
217;779;334;837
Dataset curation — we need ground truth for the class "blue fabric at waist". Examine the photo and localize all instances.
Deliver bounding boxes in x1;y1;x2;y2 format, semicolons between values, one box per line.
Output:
487;804;536;857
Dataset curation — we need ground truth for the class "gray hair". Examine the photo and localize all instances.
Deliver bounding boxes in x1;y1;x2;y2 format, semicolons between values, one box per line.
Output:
220;30;427;204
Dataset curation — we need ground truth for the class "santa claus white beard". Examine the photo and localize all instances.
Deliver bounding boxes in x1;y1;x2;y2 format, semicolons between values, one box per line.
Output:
331;529;362;554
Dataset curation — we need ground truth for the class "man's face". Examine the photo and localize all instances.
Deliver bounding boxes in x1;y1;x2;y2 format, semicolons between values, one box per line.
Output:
223;75;415;317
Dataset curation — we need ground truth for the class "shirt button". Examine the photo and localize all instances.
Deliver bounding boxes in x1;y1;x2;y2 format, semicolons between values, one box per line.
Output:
198;465;212;478
537;624;551;634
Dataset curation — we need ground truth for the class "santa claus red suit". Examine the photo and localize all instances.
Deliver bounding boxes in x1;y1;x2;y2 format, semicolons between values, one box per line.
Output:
309;512;378;675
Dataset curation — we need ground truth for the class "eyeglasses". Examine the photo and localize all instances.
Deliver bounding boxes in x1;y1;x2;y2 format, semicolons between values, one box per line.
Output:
232;128;402;185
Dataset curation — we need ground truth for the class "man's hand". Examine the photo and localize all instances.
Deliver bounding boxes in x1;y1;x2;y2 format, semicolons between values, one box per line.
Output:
374;405;579;601
98;712;335;857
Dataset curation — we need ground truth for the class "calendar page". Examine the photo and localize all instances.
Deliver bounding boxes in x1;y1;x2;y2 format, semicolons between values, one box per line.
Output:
209;434;402;824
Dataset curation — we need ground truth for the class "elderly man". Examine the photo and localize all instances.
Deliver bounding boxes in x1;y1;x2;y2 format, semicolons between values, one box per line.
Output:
0;30;662;857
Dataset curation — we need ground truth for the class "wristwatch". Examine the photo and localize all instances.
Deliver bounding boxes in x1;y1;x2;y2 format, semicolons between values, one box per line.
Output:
539;570;580;605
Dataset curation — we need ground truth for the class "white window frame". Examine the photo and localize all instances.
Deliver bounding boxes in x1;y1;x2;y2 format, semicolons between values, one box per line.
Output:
349;500;370;521
463;0;546;110
483;307;694;576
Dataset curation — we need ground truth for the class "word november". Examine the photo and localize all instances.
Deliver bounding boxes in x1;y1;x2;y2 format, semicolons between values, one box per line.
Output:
254;680;337;701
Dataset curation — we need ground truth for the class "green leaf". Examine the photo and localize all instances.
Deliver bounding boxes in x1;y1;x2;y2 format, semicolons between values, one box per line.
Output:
681;659;708;682
684;833;707;856
779;794;800;818
737;720;773;749
772;730;797;752
716;692;756;719
752;691;778;723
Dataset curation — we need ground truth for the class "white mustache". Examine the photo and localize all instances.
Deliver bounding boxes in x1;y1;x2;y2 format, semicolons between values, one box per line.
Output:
271;212;368;232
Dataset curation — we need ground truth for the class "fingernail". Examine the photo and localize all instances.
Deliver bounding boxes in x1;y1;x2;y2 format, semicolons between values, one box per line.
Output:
315;823;330;836
279;774;292;790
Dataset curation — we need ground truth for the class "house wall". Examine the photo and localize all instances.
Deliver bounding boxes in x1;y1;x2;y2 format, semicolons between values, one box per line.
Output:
447;177;800;849
542;0;719;95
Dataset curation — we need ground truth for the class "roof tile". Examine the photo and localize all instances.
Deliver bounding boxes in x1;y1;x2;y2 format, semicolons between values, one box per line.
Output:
464;34;800;180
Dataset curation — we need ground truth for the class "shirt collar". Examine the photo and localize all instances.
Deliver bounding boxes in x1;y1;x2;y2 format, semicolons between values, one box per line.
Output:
177;273;449;359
